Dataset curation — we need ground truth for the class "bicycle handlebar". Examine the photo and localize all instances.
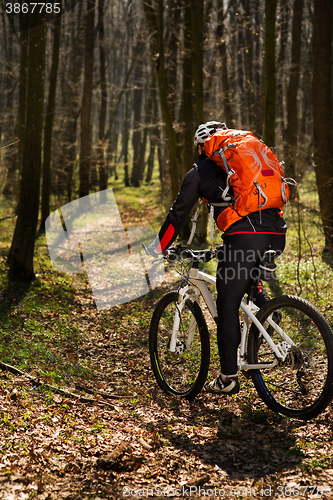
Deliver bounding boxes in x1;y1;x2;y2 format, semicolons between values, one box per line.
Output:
164;244;216;263
142;242;217;263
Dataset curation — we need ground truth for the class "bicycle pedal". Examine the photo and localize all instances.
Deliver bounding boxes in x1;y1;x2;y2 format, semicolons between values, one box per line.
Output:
241;369;252;379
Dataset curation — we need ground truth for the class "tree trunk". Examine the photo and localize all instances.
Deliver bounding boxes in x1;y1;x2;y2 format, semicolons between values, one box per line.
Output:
190;0;207;243
284;0;304;197
276;0;289;137
254;0;264;137
146;95;157;184
138;80;154;183
131;48;144;187
243;0;256;131
143;0;182;199
263;0;277;147
190;0;204;125
166;0;181;112
8;22;47;281
123;85;130;187
17;19;29;202
40;9;62;232
57;0;84;202
181;0;194;177
97;0;108;193
79;0;95;198
2;23;17;198
299;31;312;156
236;9;247;127
217;0;235;128
313;0;333;251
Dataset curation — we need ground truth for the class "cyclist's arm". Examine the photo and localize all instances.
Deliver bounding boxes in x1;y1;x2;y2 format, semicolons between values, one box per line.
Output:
148;167;200;254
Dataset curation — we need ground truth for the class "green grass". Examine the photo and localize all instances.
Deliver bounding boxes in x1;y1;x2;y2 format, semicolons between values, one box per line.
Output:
0;205;94;385
1;166;333;390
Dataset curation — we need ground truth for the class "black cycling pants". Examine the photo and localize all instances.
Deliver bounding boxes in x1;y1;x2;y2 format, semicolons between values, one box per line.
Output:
216;232;286;375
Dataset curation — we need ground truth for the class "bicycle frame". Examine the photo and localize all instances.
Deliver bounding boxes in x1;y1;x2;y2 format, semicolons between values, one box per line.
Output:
170;266;296;371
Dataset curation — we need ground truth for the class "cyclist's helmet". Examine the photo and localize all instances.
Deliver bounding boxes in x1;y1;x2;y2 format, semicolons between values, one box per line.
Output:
193;121;227;146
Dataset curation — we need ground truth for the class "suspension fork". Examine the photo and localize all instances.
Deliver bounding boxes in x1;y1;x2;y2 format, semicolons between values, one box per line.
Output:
169;284;200;352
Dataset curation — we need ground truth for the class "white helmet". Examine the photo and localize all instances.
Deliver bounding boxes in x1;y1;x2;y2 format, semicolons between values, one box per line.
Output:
193;121;227;146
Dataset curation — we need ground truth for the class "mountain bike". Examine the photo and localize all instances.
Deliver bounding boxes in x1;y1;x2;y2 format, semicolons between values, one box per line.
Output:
147;244;333;420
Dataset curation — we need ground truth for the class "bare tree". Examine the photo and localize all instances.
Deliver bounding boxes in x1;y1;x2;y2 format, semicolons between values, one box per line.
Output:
40;10;62;232
284;0;304;197
143;0;182;199
79;0;96;198
97;0;108;193
312;0;333;251
8;22;47;280
263;0;277;147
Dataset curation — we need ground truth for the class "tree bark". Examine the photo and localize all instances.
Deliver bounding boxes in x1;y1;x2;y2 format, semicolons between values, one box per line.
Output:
8;22;47;281
79;0;95;198
313;0;333;251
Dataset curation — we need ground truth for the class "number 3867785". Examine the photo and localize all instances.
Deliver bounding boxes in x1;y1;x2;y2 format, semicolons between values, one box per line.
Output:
6;3;61;14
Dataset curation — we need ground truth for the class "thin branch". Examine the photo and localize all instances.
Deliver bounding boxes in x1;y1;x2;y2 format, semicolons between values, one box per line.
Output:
0;361;120;408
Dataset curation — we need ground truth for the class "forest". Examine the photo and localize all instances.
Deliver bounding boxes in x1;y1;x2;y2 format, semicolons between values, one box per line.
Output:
0;0;332;280
0;0;333;498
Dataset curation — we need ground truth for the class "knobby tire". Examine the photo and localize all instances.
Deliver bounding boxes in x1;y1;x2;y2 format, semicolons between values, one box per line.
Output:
248;295;333;420
149;292;210;400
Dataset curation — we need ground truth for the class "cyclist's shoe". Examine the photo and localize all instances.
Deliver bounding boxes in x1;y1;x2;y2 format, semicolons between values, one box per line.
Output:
205;375;240;395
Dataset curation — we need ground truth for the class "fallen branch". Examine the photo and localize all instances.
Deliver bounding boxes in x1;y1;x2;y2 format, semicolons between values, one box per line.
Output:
0;361;114;408
75;384;132;400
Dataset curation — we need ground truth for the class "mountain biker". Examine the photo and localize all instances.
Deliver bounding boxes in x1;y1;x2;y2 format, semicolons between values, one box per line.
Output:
146;121;287;395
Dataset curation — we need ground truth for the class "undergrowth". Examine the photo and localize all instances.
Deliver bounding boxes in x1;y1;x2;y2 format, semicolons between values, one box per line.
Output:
0;167;333;390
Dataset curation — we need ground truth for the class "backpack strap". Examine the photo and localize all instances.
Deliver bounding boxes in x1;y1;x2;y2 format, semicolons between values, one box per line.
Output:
209;201;233;241
213;145;236;201
210;205;214;242
187;200;202;245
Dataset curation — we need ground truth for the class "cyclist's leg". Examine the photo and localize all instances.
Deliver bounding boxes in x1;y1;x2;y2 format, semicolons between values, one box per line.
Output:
215;233;285;377
253;234;286;307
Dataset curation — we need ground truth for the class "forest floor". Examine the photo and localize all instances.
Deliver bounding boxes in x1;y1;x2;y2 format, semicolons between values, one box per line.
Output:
0;185;333;499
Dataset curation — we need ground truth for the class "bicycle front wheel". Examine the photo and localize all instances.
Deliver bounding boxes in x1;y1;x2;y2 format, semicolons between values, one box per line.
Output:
248;295;333;420
149;292;210;400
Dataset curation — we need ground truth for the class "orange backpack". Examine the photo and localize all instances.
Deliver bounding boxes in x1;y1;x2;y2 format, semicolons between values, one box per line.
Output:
204;129;291;231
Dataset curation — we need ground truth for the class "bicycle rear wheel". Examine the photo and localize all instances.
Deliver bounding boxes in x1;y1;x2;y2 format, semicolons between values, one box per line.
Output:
248;295;333;420
149;292;210;400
